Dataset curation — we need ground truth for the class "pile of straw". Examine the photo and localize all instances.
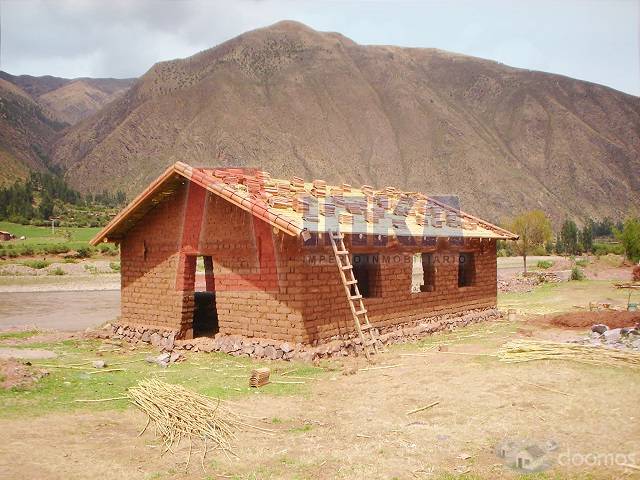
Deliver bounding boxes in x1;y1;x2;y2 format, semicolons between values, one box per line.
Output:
497;340;640;370
128;379;269;467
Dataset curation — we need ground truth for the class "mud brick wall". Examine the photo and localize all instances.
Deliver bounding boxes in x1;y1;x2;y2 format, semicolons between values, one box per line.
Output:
119;182;306;341
294;237;497;343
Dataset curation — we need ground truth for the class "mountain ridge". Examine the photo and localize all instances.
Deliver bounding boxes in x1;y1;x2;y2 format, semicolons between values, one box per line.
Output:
6;21;640;223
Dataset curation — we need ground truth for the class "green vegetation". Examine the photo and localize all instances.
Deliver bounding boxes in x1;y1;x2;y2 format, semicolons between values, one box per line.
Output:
614;217;640;262
20;259;50;269
0;330;39;341
0;221;113;259
49;267;65;276
536;259;554;269
109;261;121;272
570;266;585;281
593;242;624;256
0;338;324;418
498;280;631;315
0;171;126;227
506;210;553;273
574;258;588;267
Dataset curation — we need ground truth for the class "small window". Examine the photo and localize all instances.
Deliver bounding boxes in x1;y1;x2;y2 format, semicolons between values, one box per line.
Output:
351;253;380;298
458;252;475;287
411;253;436;292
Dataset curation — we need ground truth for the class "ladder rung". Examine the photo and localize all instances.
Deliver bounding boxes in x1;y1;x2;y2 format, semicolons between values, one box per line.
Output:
341;265;353;270
336;250;348;255
345;279;357;285
349;294;362;300
360;324;373;331
332;234;344;240
355;308;367;316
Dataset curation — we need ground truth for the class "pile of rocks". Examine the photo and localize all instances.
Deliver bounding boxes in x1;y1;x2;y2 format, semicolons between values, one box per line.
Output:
106;308;501;362
498;272;566;293
109;325;177;351
578;323;640;351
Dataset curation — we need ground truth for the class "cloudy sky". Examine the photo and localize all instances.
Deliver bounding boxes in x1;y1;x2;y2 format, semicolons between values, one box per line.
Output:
1;0;638;95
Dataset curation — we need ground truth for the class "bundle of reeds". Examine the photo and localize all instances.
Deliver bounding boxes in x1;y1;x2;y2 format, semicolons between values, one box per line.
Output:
497;340;640;370
128;379;269;465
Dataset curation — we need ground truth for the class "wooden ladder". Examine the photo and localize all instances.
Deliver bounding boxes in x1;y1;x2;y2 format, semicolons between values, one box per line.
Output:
328;230;380;360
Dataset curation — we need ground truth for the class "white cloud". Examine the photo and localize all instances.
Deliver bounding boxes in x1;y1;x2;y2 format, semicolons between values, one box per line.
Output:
0;0;637;94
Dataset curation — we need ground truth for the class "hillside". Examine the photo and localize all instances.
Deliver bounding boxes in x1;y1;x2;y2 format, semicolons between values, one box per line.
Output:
0;72;134;125
50;21;640;223
0;77;63;186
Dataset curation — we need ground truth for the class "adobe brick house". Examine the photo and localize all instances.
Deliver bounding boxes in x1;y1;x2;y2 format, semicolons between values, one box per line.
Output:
91;162;517;344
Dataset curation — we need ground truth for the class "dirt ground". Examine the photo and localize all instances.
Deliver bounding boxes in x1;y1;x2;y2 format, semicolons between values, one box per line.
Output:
545;310;640;329
0;320;639;480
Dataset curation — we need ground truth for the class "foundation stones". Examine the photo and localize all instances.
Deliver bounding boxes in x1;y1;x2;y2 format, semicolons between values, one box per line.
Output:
108;308;501;362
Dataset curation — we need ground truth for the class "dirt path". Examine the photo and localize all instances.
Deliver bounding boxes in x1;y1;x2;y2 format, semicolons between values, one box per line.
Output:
0;290;120;330
1;323;638;479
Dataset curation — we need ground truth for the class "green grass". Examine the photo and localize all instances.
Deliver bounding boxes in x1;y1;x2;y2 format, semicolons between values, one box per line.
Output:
20;259;50;269
498;280;634;315
0;338;325;418
0;221;103;258
0;330;39;341
536;260;554;269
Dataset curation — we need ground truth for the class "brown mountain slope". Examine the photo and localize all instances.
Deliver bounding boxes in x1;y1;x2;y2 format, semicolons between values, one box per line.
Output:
0;72;134;124
50;21;640;223
0;78;64;185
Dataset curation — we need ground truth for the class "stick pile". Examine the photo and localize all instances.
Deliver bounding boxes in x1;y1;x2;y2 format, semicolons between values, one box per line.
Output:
498;340;640;370
128;379;267;466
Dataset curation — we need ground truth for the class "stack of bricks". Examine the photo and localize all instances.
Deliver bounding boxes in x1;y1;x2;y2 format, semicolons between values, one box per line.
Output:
311;179;327;198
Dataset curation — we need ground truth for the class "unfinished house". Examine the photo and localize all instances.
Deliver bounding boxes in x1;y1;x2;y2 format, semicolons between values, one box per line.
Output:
91;162;517;354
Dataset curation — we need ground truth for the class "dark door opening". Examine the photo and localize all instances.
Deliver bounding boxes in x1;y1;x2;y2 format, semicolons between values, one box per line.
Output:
193;255;219;337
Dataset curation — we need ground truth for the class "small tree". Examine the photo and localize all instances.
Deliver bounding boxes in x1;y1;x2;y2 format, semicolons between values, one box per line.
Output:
507;210;553;274
581;221;593;253
614;218;640;263
561;219;579;255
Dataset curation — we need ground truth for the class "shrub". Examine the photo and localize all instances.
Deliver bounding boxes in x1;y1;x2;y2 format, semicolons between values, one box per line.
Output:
575;258;588;268
75;246;95;258
21;260;50;269
570;266;585;281
536;260;554;269
45;244;70;255
109;261;121;272
593;243;624;256
49;267;65;276
19;245;34;256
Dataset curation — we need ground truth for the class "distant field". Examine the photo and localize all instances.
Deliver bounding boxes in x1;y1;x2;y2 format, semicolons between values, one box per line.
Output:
0;221;105;257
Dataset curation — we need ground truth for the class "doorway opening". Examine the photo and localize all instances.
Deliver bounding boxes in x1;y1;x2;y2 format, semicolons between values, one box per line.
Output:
193;255;219;337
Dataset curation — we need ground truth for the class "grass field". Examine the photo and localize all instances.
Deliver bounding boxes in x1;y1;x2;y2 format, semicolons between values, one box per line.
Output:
498;279;636;315
0;221;105;257
0;334;324;418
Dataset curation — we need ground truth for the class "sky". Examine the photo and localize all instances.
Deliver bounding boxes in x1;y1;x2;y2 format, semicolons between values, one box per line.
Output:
0;0;638;95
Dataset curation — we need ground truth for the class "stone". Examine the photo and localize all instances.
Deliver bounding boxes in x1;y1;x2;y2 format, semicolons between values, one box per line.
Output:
275;349;284;359
281;342;292;353
264;345;278;360
254;345;265;357
149;332;162;346
141;331;151;343
116;326;124;335
165;332;176;350
156;353;171;363
603;328;622;343
169;352;182;363
591;324;609;334
242;345;255;355
92;360;106;369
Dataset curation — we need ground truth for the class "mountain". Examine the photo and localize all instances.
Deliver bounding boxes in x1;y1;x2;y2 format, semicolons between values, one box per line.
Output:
49;21;640;223
0;72;134;125
0;77;64;186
